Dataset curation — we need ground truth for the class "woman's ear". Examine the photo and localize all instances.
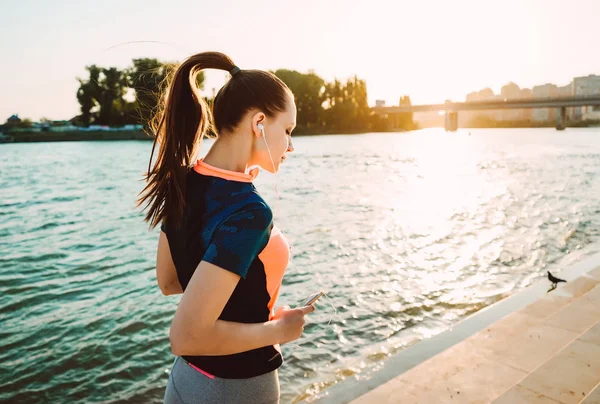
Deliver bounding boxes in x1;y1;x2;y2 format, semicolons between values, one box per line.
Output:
251;112;266;138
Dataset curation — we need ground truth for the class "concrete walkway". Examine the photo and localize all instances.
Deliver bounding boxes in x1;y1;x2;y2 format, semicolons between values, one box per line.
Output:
349;266;600;404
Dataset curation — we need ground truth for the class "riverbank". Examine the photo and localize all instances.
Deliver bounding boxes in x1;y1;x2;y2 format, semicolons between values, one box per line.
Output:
3;122;600;144
462;119;600;129
317;251;600;404
0;129;387;143
0;130;151;143
0;129;405;143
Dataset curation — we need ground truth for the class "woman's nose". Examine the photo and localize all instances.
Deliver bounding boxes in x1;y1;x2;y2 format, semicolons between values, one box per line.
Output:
287;136;294;152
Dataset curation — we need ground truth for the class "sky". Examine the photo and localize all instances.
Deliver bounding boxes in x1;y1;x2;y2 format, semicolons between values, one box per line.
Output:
1;0;600;121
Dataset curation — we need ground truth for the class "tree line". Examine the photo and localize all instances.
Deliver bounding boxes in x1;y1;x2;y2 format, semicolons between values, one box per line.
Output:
73;58;415;134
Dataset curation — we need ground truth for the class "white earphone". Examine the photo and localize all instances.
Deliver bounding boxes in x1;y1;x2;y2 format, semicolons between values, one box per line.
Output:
256;122;281;222
257;123;275;167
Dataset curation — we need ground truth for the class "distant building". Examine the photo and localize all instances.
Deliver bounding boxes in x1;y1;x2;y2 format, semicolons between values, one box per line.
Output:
572;75;600;120
399;96;412;106
500;82;523;121
6;114;21;124
532;84;558;122
556;84;574;120
459;73;600;125
3;114;25;132
375;100;386;107
463;91;480;124
464;88;500;122
520;88;533;121
501;82;521;99
557;84;573;97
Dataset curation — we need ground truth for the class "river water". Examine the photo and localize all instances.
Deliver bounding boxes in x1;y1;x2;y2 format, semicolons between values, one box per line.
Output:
1;128;599;403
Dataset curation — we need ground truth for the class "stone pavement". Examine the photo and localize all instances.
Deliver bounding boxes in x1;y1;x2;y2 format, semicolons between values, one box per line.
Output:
350;266;600;404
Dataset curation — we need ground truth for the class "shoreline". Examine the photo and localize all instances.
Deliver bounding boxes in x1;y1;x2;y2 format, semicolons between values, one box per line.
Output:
316;250;600;403
2;124;599;144
0;130;397;144
0;130;152;143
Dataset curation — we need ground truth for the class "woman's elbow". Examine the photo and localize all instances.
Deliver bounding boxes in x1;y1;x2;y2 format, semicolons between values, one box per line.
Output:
160;285;174;296
169;324;210;356
158;279;182;296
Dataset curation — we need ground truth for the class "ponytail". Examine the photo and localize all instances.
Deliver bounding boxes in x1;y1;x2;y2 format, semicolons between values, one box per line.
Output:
137;52;236;228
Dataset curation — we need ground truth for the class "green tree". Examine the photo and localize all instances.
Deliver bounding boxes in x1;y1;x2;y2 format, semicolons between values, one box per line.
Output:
98;67;127;126
128;59;169;126
76;65;102;126
73;59;409;135
321;76;371;133
273;69;325;133
76;65;127;126
127;58;204;127
19;118;33;128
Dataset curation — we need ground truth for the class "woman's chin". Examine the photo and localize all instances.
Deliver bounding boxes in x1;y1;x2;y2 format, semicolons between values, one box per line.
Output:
260;160;280;174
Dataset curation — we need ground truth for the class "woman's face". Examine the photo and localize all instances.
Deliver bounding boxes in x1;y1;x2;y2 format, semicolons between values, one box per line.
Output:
257;94;296;173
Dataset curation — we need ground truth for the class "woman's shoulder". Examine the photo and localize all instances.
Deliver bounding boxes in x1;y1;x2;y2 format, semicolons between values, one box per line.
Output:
227;199;273;226
201;186;271;229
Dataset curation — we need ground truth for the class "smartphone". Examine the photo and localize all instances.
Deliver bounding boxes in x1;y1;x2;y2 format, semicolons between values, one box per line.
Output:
299;291;325;307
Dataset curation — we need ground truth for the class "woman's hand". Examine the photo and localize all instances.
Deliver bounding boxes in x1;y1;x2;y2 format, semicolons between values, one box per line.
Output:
272;305;315;344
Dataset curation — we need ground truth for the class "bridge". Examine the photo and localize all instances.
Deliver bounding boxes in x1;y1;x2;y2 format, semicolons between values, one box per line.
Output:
372;95;600;131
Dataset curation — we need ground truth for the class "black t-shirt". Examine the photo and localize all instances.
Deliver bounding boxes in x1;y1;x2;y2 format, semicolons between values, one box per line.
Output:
161;159;290;379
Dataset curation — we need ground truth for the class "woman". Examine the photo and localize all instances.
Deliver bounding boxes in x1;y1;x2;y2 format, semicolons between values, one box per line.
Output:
138;51;314;403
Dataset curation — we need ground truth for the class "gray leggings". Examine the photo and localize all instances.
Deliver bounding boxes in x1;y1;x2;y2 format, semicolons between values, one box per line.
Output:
164;357;280;404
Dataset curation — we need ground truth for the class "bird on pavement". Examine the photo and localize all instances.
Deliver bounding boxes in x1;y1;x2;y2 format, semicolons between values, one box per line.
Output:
547;271;567;293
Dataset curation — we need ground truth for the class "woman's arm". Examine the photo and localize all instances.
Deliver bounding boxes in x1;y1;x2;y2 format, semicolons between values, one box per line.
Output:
169;260;282;356
156;232;183;295
167;204;312;355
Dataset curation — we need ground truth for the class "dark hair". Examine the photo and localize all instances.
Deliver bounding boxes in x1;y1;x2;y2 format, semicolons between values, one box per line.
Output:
137;51;291;229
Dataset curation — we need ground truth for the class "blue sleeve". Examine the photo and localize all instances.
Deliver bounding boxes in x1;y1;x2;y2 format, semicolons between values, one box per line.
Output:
202;203;273;278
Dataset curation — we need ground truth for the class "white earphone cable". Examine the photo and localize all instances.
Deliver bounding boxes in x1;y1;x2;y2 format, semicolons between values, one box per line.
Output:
259;126;281;224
